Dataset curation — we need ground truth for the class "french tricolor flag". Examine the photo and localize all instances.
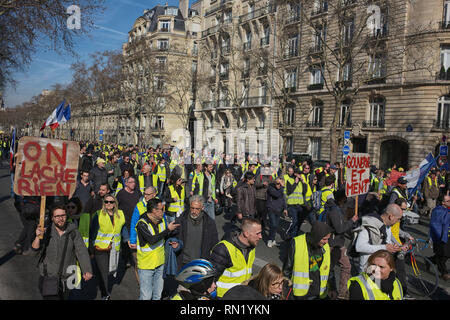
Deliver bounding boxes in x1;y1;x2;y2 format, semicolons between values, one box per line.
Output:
9;127;15;171
40;100;65;131
405;153;437;195
50;103;71;131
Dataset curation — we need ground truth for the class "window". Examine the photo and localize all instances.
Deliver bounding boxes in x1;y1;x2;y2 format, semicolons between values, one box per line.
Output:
339;101;351;127
284;68;297;90
193;42;198;55
244;30;252;50
165;7;178;16
151;116;164;130
157;39;169;50
309;101;323;127
154;76;165;91
436;96;450;129
310;65;324;85
286;34;299;57
221;37;230;54
445;1;450;26
224;10;232;23
308;137;321;161
286;137;294;154
288;3;301;22
159;20;170;32
156;56;167;71
259;83;268;104
285;105;295;126
343;19;354;46
368;97;385;127
313;0;328;15
261;25;270;46
220;62;229;80
337;63;352;82
248;3;255;19
313;25;326;51
368;54;386;79
441;45;450;71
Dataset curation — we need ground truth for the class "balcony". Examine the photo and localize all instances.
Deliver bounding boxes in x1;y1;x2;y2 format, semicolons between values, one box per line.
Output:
284;48;299;59
204;0;233;16
307;83;324;90
433;120;450;130
338;119;352;128
239;5;275;23
308;45;324;55
306;120;323;128
218;99;230;108
202;101;217;110
201;25;220;37
362;120;385;128
243;41;252;51
440;20;450;30
311;2;328;16
437;68;450;80
284;86;297;93
159;27;170;33
221;45;231;55
242;96;271;107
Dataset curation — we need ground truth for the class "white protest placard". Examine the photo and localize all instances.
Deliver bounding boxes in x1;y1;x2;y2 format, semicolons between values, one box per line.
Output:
345;153;370;198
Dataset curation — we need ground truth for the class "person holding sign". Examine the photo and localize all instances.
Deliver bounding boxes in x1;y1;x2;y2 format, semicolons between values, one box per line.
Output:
32;204;93;300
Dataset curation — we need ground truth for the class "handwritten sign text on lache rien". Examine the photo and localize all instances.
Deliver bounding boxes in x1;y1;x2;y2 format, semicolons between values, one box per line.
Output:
14;137;79;197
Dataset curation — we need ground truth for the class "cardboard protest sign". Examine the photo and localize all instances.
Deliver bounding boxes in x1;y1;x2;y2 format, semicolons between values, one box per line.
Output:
13;137;79;197
345;153;370;198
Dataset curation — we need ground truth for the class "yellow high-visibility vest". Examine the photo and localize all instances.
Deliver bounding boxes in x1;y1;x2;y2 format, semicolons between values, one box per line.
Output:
347;273;403;300
291;234;330;298
215;240;255;298
94;210;126;251
136;216;167;270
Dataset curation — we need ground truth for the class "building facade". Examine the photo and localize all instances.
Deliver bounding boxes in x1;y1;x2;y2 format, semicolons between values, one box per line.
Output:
54;0;450;170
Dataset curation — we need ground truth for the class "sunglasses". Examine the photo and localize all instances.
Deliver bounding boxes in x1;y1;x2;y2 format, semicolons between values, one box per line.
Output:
104;200;115;204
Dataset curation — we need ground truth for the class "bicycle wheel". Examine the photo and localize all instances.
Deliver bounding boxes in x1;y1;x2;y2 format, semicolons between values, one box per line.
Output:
406;253;439;298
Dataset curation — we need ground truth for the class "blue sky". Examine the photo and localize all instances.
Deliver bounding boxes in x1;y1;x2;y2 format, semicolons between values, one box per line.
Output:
4;0;180;108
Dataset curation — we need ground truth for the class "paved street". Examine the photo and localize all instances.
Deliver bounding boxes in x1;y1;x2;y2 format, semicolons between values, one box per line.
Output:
0;161;449;300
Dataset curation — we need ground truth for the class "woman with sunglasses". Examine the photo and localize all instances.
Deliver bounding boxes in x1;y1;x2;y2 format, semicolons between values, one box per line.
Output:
89;194;129;300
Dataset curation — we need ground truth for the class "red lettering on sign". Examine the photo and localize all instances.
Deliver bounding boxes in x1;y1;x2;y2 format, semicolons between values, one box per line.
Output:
46;143;67;166
23;141;41;161
17;179;33;195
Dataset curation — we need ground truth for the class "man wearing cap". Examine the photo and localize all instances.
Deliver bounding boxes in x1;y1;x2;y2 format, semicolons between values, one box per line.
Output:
423;170;440;217
89;157;108;194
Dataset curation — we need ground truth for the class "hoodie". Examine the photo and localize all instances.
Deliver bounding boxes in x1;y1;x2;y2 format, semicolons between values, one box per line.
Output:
283;222;333;298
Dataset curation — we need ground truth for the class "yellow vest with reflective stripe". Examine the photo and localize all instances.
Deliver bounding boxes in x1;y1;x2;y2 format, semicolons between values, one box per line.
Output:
136;217;166;270
292;234;330;298
347;273;403;300
78;213;91;248
138;175;145;193
94;210;126;251
216;240;255;298
284;175;304;205
153;165;167;187
114;182;124;196
318;187;334;214
167;185;185;214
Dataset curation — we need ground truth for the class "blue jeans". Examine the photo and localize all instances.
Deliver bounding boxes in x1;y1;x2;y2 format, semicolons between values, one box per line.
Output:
204;201;215;220
287;205;306;238
268;211;282;241
138;265;164;300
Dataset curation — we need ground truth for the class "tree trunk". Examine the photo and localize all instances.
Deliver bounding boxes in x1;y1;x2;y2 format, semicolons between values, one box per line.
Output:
329;101;340;163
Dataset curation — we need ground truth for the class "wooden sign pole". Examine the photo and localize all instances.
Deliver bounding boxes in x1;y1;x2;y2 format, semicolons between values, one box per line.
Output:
39;196;46;239
355;195;358;218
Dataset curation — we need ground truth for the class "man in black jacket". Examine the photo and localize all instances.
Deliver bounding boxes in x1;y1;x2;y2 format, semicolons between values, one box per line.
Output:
325;189;358;299
209;217;262;297
173;195;219;268
89;158;108;194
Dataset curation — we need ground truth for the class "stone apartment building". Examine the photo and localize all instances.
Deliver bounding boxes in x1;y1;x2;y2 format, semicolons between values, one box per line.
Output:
68;2;201;147
192;0;450;169
62;0;450;170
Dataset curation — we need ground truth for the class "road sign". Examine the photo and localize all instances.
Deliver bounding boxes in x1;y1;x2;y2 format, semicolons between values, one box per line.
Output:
343;145;350;155
344;131;350;140
344;139;350;146
99;130;103;135
99;134;103;142
440;145;448;156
